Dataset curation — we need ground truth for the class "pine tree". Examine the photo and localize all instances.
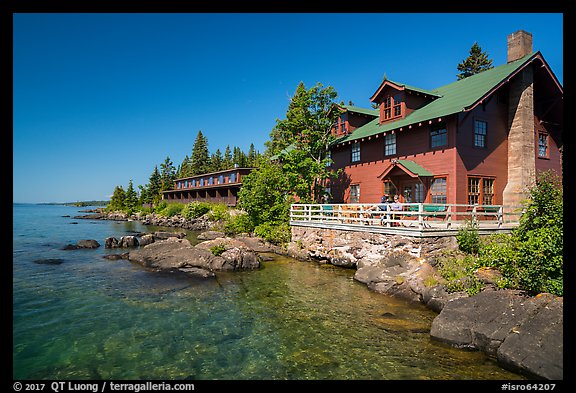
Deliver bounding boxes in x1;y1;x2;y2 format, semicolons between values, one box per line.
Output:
247;143;257;167
108;185;126;211
456;42;494;80
210;148;224;172
178;155;191;177
124;179;139;212
160;156;176;191
190;130;210;175
147;165;162;204
223;145;232;169
233;146;247;167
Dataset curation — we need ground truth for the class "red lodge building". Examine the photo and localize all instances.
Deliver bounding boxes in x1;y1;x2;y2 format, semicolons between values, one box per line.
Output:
162;167;253;206
328;30;562;210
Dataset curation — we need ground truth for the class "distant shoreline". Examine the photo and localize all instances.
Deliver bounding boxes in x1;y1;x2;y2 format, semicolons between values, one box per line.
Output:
35;201;109;207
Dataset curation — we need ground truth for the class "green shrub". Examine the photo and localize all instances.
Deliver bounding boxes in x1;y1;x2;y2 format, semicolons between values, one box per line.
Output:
224;213;255;236
181;202;211;220
477;234;521;289
154;200;167;214
456;221;480;255
474;171;563;296
140;206;153;215
254;222;291;245
437;252;484;296
207;203;230;222
210;243;227;256
158;202;184;217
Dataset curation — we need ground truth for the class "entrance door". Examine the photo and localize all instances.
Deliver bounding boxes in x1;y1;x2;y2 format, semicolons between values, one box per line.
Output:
399;180;425;203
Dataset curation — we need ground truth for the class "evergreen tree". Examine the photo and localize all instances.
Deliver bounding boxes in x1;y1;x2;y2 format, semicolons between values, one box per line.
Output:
178;155;191;178
247;143;258;167
147;165;162;204
210;148;224;172
232;146;246;167
223;145;233;169
160;156;176;192
190;130;210;175
456;42;494;80
124;179;139;212
108;185;126;211
138;184;149;205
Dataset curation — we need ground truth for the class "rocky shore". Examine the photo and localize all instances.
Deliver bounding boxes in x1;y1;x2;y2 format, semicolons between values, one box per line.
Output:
284;226;563;380
73;209;562;380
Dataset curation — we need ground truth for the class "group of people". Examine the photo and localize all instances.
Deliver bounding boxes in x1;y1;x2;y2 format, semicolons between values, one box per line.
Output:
363;193;403;225
321;193;404;226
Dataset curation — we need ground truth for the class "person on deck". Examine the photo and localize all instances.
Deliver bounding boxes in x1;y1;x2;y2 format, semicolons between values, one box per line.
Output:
390;194;403;226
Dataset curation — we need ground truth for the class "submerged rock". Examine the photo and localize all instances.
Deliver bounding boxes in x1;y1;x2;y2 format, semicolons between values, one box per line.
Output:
102;253;130;261
34;258;65;265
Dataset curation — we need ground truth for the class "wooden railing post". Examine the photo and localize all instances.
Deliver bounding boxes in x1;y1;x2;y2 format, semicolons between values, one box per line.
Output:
418;203;424;230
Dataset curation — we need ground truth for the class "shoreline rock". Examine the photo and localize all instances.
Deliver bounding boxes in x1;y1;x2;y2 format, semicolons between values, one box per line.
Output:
284;226;563;380
127;236;261;278
430;290;563;380
62;239;101;250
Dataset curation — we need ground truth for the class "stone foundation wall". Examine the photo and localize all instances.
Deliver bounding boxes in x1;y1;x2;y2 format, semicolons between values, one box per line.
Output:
288;226;458;268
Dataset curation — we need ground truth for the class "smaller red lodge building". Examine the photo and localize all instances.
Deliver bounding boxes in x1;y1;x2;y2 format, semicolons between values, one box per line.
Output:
328;30;562;209
162;167;253;206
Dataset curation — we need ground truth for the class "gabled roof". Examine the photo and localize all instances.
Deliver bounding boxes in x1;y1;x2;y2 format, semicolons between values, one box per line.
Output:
378;159;433;179
330;103;379;117
370;78;442;102
340;104;379;117
334;52;556;146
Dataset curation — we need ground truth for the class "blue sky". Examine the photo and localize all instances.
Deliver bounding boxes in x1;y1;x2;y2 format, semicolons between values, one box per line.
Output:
13;13;564;203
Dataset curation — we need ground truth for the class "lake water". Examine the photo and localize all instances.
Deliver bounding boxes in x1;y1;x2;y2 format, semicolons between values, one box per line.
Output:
12;203;525;380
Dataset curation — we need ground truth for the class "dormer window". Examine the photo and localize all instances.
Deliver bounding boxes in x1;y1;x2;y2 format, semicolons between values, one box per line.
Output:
338;116;348;134
382;94;404;121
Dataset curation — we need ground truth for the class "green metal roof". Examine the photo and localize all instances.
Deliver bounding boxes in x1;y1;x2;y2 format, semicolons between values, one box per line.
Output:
384;79;442;97
334;52;537;145
341;105;379;117
397;159;432;177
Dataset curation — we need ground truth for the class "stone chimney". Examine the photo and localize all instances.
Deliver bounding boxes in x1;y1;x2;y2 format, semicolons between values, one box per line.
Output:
507;30;533;63
502;30;535;212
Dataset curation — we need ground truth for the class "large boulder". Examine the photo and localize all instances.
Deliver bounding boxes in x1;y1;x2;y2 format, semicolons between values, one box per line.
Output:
119;236;139;248
153;231;187;240
128;237;260;277
194;237;261;270
197;231;225;240
430;290;563;380
354;251;422;301
62;239;100;250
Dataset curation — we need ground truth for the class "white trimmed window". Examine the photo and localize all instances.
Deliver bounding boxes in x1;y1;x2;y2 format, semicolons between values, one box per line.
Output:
351;142;361;162
384;133;396;156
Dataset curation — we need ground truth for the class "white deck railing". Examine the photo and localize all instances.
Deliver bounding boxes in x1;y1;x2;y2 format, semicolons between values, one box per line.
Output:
290;203;522;231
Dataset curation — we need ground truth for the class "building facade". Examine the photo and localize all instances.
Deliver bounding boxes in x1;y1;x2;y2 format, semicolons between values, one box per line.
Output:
328;31;562;209
162;167;254;206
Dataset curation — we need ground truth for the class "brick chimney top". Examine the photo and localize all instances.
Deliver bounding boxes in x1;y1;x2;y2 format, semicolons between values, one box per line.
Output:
507;30;533;63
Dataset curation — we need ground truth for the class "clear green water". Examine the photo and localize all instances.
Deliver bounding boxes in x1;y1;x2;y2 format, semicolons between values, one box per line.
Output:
13;204;524;380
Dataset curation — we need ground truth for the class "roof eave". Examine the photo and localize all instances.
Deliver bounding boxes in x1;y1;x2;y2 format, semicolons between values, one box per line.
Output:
463;52;544;112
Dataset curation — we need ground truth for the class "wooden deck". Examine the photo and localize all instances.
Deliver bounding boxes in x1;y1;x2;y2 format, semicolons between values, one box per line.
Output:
290;203;521;237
